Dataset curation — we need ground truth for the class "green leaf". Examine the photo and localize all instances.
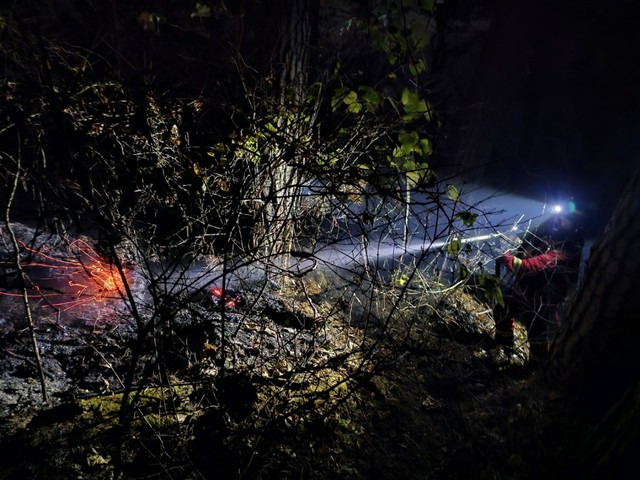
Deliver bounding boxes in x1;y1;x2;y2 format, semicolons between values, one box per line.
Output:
400;88;429;121
401;88;412;106
479;272;505;307
343;90;358;105
398;129;419;154
395;157;431;186
392;146;405;159
347;102;362;114
358;85;379;102
403;160;417;171
408;59;426;76
406;170;421;187
417;138;432;156
358;86;382;113
447;237;461;256
398;129;419;145
447;184;460;203
455;211;478;227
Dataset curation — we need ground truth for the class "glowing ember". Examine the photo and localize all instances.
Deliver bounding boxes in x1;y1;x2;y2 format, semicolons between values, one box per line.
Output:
211;287;242;308
0;239;131;312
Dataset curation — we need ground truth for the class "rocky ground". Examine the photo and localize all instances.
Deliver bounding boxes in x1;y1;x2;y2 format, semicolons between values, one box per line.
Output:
0;223;576;479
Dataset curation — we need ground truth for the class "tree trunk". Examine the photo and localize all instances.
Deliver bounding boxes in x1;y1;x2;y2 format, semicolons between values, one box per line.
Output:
545;163;640;475
547;163;640;405
259;0;317;278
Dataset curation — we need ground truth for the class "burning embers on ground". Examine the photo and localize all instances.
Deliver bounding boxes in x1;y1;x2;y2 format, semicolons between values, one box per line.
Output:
211;287;243;308
0;238;131;312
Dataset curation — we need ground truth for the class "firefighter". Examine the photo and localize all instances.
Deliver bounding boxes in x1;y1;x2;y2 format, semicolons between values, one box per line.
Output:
494;206;584;360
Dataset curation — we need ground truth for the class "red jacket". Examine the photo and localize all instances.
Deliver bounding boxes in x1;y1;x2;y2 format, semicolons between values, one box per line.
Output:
501;249;568;274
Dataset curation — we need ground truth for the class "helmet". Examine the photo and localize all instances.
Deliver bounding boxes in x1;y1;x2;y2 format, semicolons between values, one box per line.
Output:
550;199;578;216
520;198;583;254
536;204;584;253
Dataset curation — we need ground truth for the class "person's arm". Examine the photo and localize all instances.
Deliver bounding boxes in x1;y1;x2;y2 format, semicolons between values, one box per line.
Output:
500;249;567;274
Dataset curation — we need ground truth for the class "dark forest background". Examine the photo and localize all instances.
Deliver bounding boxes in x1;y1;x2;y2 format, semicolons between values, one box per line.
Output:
1;1;639;479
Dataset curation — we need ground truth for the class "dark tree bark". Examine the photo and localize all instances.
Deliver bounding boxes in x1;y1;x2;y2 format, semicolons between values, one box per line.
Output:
547;163;640;406
546;163;640;476
237;0;319;275
265;0;317;264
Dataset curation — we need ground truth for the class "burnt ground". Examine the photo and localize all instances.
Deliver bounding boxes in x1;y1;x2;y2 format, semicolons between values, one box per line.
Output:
0;223;583;480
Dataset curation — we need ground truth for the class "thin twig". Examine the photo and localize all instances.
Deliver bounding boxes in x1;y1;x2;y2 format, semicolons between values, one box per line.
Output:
3;139;49;404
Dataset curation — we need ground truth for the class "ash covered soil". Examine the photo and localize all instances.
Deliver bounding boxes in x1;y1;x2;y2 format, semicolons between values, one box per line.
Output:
0;224;577;480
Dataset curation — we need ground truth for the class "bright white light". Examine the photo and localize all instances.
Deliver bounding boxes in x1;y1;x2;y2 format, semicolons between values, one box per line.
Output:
552;204;563;213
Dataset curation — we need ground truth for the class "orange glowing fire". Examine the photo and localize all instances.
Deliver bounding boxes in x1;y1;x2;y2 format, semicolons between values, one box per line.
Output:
0;239;131;311
211;287;241;308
